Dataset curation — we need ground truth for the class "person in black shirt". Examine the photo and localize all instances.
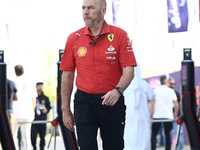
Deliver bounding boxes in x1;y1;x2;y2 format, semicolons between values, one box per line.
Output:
7;79;18;134
168;77;184;150
31;82;51;150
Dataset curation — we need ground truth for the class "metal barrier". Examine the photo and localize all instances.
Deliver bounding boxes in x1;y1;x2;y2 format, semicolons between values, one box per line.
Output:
150;119;175;122
18;119;59;150
18;120;51;124
18;119;176;125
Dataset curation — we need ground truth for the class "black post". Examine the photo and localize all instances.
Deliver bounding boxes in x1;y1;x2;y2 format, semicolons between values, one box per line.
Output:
0;50;16;150
57;49;79;150
181;48;200;149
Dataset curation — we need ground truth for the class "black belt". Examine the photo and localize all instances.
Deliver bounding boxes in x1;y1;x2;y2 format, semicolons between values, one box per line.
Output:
76;89;105;99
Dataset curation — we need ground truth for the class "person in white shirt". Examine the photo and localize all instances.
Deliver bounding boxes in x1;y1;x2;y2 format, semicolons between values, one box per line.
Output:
124;65;142;150
13;65;37;150
137;80;155;150
151;76;179;150
124;65;155;150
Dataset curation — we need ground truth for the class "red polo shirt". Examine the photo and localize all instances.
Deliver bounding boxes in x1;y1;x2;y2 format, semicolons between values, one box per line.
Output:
60;21;137;94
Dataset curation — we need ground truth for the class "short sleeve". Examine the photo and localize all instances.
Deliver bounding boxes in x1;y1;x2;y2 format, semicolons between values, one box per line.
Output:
118;29;137;68
172;90;178;101
12;82;17;93
143;80;155;102
60;33;76;71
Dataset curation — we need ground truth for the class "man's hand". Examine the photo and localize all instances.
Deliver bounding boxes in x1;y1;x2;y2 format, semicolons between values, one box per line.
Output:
63;109;75;132
173;113;178;119
173;100;179;119
101;89;121;106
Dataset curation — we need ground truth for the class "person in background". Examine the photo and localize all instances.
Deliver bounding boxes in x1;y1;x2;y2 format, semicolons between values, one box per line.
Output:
60;0;137;149
123;65;143;150
197;96;200;129
31;82;51;150
13;65;37;150
151;76;179;150
0;79;18;150
7;79;18;134
157;123;164;147
124;64;155;150
17;127;22;150
140;79;155;149
168;77;184;150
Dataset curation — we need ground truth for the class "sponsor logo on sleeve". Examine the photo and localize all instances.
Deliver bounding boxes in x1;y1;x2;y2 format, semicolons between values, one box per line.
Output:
126;35;133;51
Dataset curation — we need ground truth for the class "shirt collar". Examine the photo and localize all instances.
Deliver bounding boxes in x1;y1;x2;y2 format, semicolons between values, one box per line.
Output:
84;20;110;36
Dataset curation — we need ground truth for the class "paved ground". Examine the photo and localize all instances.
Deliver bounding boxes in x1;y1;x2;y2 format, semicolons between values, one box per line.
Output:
39;134;102;150
156;145;190;150
39;135;191;150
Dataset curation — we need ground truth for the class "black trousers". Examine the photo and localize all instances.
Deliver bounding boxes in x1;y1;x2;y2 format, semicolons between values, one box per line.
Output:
151;119;172;150
17;127;22;148
31;123;46;150
74;89;126;150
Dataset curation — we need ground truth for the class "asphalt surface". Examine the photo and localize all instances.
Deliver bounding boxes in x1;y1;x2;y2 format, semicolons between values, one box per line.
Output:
12;134;191;150
37;135;191;150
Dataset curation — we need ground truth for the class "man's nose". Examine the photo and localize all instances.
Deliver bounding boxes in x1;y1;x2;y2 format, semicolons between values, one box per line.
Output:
83;8;89;15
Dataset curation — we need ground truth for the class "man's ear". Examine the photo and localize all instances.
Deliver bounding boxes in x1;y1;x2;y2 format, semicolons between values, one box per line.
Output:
102;7;106;15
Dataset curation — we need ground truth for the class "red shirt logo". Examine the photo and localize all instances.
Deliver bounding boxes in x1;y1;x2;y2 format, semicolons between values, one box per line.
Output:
77;47;87;57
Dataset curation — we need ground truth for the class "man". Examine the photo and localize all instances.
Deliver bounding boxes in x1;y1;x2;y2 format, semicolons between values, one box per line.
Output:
168;77;181;115
168;77;184;150
0;79;18;150
124;65;156;150
123;65;142;150
151;76;179;150
139;80;155;150
124;65;155;150
7;79;18;134
13;65;37;150
31;82;51;150
60;0;137;149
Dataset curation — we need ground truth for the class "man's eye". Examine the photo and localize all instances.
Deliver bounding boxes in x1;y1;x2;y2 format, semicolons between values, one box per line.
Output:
88;7;94;9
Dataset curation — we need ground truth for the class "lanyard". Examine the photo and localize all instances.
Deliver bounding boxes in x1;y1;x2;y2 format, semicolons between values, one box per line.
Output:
89;34;105;46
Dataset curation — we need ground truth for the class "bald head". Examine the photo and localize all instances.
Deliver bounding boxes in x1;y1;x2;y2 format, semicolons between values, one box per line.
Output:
82;0;107;29
83;0;106;8
99;0;106;7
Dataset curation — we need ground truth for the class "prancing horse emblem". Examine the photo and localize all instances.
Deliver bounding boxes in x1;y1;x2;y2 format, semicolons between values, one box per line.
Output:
108;34;114;42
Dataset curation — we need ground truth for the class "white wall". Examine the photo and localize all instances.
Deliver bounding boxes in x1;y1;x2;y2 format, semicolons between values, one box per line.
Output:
0;0;113;81
0;0;199;79
114;0;200;78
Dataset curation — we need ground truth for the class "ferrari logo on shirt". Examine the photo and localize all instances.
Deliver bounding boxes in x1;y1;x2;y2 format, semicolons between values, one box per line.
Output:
108;34;114;42
77;47;87;57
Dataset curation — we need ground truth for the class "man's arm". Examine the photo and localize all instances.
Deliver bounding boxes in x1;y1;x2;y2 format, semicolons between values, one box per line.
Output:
13;92;18;101
173;100;179;119
116;66;135;90
149;100;155;117
32;97;36;111
46;97;51;113
102;66;135;106
13;81;18;101
61;71;75;131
